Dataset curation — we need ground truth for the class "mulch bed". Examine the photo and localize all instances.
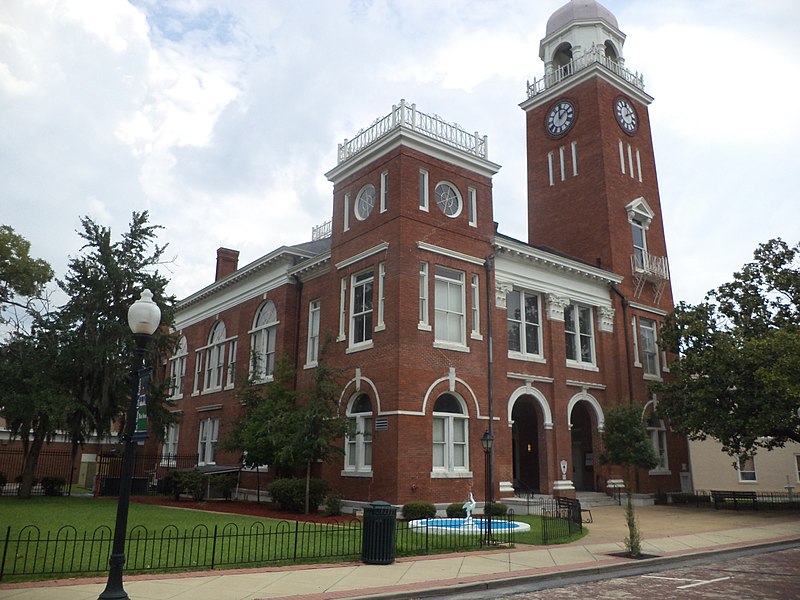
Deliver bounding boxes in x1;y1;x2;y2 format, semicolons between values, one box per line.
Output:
131;495;355;524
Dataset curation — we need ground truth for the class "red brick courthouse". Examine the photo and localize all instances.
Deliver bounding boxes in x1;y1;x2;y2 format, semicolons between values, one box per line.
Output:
157;0;689;508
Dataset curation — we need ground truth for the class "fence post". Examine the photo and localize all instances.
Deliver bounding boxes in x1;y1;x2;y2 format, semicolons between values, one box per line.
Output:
210;525;218;570
0;525;10;582
293;521;299;561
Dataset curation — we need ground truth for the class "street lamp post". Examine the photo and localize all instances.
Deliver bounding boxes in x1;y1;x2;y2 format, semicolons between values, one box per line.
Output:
99;289;160;600
480;430;494;546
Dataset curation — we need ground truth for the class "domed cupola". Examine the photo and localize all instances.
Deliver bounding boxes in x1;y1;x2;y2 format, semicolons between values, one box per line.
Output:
539;0;626;81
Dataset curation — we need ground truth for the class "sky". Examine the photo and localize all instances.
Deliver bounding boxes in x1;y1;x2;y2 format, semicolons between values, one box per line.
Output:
2;0;799;308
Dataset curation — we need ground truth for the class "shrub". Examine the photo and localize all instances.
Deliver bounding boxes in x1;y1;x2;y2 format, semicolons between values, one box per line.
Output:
483;501;508;516
210;473;238;500
323;494;342;516
268;478;329;513
446;502;467;518
402;502;436;520
41;476;66;496
160;471;183;500
180;471;207;501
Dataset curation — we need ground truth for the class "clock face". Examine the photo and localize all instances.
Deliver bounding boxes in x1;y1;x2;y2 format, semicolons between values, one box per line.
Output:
614;97;638;134
434;182;462;217
545;100;576;137
355;184;375;220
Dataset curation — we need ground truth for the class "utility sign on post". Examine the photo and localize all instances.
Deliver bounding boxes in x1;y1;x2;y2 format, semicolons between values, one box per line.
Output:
132;368;150;441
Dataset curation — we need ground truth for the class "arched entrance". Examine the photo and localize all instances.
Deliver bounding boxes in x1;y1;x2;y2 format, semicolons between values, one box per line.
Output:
511;395;548;493
569;401;597;491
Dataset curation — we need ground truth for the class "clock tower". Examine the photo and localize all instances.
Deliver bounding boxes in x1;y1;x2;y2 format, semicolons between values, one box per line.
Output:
521;0;672;309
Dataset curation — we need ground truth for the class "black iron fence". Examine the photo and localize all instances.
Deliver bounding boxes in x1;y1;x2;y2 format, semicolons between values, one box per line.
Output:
541;497;583;544
95;452;198;496
0;514;520;582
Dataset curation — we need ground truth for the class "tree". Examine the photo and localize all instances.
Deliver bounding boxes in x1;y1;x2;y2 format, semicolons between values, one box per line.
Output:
656;239;800;457
600;403;659;558
228;351;349;514
56;211;176;444
0;225;53;322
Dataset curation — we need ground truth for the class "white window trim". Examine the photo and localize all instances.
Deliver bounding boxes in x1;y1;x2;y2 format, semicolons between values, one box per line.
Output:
571;141;578;176
348;269;374;351
470;274;482;340
631;316;642;367
467;187;477;227
647;417;670;475
618;140;625;174
419;169;429;211
343;396;373;476
434;265;467;349
547;151;555;186
249;302;278;384
737;455;757;483
305;299;321;368
507;290;543;359
434;181;463;218
559;146;566;182
375;262;386;331
431;398;471;477
565;304;596;369
197;417;219;466
338;277;346;342
225;338;237;389
168;338;187;400
639;317;661;380
380;170;388;213
419;261;430;330
343;192;350;232
161;423;180;466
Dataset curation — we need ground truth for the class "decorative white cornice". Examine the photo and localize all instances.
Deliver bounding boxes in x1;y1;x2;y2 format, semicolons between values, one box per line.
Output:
289;251;331;281
545;293;570;321
417;242;485;267
566;380;607;390
495;280;513;309
628;302;669;317
598;306;615;332
506;372;555;384
335;242;390;270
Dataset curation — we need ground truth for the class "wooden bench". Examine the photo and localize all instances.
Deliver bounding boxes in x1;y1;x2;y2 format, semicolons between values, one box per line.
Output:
710;490;758;510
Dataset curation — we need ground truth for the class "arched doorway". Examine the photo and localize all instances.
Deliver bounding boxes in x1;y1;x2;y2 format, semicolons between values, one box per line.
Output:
511;396;546;493
569;401;596;491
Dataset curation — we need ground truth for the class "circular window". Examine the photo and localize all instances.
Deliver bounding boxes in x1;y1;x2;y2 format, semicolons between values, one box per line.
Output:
434;182;462;217
355;184;376;220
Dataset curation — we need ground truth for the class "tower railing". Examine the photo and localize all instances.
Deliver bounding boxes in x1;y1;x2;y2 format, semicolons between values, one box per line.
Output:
631;251;669;302
526;44;645;98
337;99;488;164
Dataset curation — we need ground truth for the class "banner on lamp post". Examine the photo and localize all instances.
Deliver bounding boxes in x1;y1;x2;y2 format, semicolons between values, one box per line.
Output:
132;368;150;441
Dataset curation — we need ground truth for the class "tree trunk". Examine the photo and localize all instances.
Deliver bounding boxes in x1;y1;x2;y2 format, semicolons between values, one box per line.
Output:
18;431;46;499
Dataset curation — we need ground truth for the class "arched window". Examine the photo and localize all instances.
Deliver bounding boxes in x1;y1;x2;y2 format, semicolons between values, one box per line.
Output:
250;300;278;381
646;411;669;473
169;336;187;399
432;393;469;474
344;394;373;474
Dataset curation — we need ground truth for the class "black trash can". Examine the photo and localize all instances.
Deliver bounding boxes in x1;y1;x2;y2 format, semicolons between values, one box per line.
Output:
361;501;397;564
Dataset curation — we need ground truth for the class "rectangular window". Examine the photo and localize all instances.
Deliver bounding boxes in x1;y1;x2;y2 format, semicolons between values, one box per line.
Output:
559;146;566;181
565;304;594;365
639;318;660;377
571;141;578;176
161;423;180;466
226;339;237;387
376;262;385;330
419;169;429;211
205;343;225;390
632;218;647;269
647;415;669;472
343;193;350;231
631;316;641;367
350;269;374;347
470;274;480;339
380;170;388;213
345;415;373;472
306;299;321;366
618;140;626;174
434;266;465;346
547;151;555;186
467;187;477;227
738;455;756;482
795;454;800;483
419;261;430;328
507;290;541;356
198;418;219;465
432;415;468;472
193;352;202;394
338;277;346;341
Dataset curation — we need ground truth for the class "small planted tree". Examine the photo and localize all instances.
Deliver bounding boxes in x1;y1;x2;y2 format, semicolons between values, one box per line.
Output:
600;403;659;558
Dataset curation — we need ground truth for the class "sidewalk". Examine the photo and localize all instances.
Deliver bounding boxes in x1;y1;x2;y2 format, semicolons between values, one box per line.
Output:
1;504;798;600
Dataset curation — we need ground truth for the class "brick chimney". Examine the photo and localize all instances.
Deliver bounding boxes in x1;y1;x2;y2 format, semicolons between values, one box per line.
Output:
215;247;240;281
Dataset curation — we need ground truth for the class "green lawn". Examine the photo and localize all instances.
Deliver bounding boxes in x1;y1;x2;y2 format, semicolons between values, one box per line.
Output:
0;497;585;583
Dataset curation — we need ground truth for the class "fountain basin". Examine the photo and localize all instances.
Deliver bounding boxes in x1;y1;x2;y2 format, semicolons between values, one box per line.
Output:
407;517;530;534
